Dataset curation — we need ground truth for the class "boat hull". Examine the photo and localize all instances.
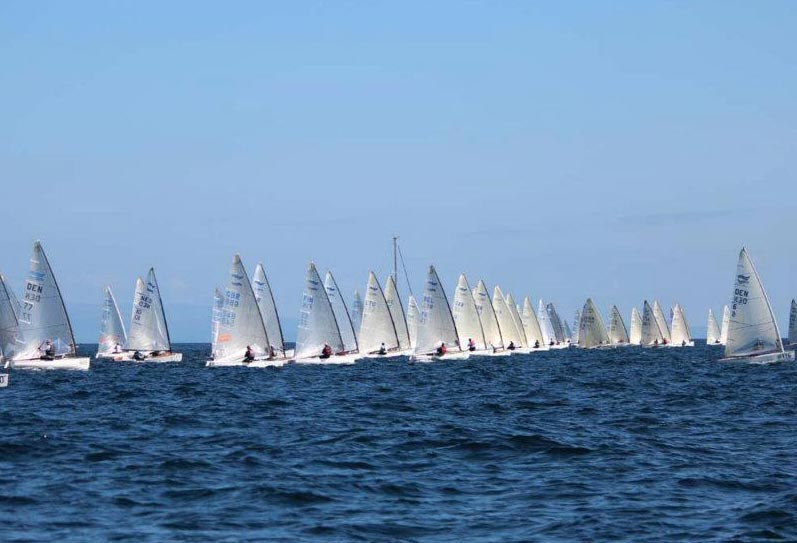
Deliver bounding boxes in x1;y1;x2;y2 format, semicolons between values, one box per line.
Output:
113;353;183;363
411;351;470;362
10;357;91;371
293;353;359;365
206;357;289;368
355;349;413;362
719;350;795;364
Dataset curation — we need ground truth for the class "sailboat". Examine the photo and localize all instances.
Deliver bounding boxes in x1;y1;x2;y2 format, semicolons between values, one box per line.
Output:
670;304;694;347
1;273;20;379
652;300;672;345
252;263;289;359
576;298;610;349
706;309;721;345
116;268;181;362
521;296;548;350
324;271;359;357
407;295;419;351
206;255;286;367
571;310;581;345
9;242;90;370
412;265;467;361
493;286;525;352
451;274;488;355
96;286;127;359
719;305;730;345
607;305;630;346
788;299;796;346
294;263;355;364
629;307;642;345
640;300;666;347
537;299;557;347
720;248;794;363
351;290;363;342
356;271;402;358
563;319;573;344
473;280;507;355
505;293;530;352
540;301;568;349
384;275;411;354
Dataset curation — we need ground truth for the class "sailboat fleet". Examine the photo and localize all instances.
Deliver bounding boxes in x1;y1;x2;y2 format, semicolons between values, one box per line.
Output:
0;241;794;377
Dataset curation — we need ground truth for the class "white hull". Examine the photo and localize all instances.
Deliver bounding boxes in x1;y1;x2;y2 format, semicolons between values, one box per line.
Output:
113;352;183;363
206;357;289;368
468;348;510;357
410;350;470;362
719;350;794;364
293;353;359;365
95;351;119;359
355;348;413;362
546;343;569;350
10;357;91;371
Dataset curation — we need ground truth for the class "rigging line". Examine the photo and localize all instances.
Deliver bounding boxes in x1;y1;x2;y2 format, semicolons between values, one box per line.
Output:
397;244;413;297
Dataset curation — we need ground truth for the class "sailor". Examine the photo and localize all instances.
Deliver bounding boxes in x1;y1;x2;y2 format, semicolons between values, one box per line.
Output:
40;340;56;360
378;342;387;355
132;350;146;361
467;338;476;352
534;340;540;349
113;343;122;354
320;344;332;359
653;339;659;346
681;340;686;347
507;341;516;351
269;345;276;358
244;345;255;362
436;342;447;356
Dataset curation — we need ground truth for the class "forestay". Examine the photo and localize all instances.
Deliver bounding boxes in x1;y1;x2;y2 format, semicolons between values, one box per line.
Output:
295;263;344;359
14;242;77;360
577;298;610;348
358;272;400;354
451;274;486;350
252;263;286;355
629;307;642;345
98;286;127;355
384;275;411;350
415;266;460;354
724;248;784;358
706;309;721;345
608;305;629;344
324;271;358;354
641;300;665;345
473;280;504;350
670;304;692;345
126;269;172;352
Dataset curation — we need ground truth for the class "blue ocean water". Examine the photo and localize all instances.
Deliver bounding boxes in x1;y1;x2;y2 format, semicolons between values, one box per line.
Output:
0;343;795;542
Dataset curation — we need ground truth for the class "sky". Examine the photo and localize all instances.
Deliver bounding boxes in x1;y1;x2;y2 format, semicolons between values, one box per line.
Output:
1;2;795;342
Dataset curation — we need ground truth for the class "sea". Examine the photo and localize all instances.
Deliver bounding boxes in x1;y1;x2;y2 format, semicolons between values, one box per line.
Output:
1;343;795;542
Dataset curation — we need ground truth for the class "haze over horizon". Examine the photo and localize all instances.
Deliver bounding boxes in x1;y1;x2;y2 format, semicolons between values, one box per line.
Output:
2;2;795;342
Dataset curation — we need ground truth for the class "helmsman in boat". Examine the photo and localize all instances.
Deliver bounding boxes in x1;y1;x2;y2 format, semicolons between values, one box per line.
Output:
39;340;56;360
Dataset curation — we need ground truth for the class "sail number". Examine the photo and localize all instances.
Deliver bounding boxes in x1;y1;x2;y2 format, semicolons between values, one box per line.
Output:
134;295;152;321
732;288;748;317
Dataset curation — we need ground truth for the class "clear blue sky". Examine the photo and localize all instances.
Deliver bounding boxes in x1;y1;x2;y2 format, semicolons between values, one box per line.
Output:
2;2;795;342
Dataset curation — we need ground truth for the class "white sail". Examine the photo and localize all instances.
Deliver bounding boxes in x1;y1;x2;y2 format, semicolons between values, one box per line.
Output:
474;280;504;350
98;286;127;355
789;299;797;345
571;310;581;345
706;309;721;345
607;305;629;345
521;297;545;347
493;286;523;347
324;271;358;354
724;248;784;358
407;295;419;350
451;274;486;350
577;298;610;348
358;272;400;354
563;319;573;342
295;263;344;359
537;299;556;345
351;290;363;342
629;307;642;345
652;300;671;343
641;300;665;346
214;255;270;361
505;293;529;347
415;266;460;354
0;274;20;359
252;263;286;355
670;304;693;346
14;241;78;359
546;303;566;343
126;268;172;352
384;275;411;350
719;305;730;345
211;287;223;356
